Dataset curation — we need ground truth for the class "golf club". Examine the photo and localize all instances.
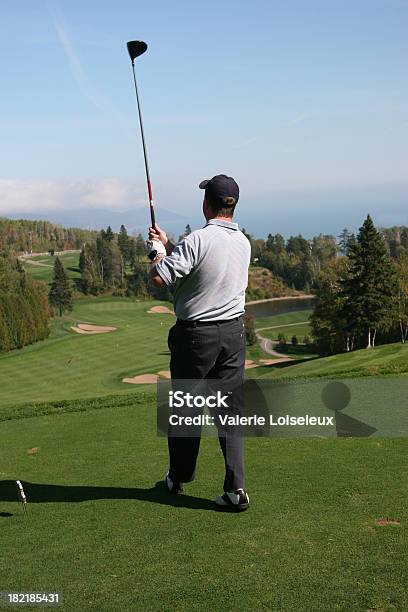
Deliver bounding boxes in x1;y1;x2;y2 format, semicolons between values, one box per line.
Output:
127;40;156;227
16;480;27;514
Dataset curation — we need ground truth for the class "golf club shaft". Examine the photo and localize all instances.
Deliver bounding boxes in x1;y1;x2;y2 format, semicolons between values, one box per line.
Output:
130;60;156;227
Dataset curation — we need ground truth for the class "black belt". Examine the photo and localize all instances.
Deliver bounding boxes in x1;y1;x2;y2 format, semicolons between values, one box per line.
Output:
176;316;242;327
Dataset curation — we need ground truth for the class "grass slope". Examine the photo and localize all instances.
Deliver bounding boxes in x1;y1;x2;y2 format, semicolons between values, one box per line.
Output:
260;341;408;379
0;297;174;409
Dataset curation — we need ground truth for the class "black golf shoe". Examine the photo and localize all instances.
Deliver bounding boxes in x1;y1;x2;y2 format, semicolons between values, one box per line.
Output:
165;473;183;494
215;489;249;512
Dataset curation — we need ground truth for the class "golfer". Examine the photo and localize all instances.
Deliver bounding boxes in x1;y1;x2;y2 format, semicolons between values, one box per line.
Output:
147;174;251;511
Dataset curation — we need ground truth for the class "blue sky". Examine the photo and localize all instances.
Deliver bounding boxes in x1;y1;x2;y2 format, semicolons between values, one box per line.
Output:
0;0;407;236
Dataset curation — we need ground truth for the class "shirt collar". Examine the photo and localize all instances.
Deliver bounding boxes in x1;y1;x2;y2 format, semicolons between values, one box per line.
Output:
205;218;239;231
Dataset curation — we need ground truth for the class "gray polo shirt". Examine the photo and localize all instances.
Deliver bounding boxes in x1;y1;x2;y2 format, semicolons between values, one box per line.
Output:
156;218;251;321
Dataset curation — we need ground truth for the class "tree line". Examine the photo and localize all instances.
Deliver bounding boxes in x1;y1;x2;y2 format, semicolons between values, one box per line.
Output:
78;225;170;300
311;215;408;354
0;217;98;254
0;255;50;352
243;224;408;293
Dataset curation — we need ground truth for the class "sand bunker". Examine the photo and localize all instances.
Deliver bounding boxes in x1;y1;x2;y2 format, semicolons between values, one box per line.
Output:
259;358;285;365
71;323;116;335
245;359;259;369
123;374;159;384
147;306;175;315
158;370;171;379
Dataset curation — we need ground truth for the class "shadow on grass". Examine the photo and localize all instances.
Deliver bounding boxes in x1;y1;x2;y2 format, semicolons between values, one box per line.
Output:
0;480;216;512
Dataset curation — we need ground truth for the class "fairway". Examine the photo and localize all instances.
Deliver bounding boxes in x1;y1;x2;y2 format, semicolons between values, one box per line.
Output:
0;296;285;410
19;252;81;283
261;323;311;341
0;297;175;409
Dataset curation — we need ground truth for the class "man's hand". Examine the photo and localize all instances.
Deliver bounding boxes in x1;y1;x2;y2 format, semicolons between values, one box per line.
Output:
146;238;166;262
149;224;174;255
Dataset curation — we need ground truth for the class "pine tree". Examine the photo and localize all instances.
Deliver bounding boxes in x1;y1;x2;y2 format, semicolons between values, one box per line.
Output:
135;234;147;262
118;225;130;263
178;224;192;241
243;314;257;345
340;215;396;348
105;226;114;242
79;247;86;274
338;228;353;256
310;258;348;354
48;257;73;316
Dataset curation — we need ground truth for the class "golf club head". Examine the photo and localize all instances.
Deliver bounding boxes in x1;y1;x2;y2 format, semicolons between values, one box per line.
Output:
127;40;148;61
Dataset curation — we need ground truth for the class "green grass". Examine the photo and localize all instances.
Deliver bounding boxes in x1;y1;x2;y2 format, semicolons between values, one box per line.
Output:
0;297;175;409
1;298;407;610
255;309;313;330
259;341;408;380
21;252;81;283
3;299;408;408
0;400;407;611
261;323;311;341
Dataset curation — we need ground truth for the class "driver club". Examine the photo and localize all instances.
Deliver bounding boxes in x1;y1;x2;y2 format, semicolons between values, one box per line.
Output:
126;40;156;227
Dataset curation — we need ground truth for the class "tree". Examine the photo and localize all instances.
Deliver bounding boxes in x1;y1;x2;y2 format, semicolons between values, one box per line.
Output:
127;261;149;297
310;258;349;354
401;228;408;252
244;314;257;345
291;335;298;347
134;233;147;263
105;226;114;242
266;233;285;255
286;235;310;257
303;335;312;348
311;234;337;274
178;224;192;241
79;247;86;274
340;215;396;348
395;255;408;343
338;228;354;256
48;257;73;316
118;225;131;263
277;333;287;352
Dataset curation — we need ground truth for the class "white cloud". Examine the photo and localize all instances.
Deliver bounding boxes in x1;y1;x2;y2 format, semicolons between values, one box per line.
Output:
0;179;146;214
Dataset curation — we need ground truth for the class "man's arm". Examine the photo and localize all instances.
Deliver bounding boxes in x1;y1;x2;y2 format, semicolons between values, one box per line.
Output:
150;254;166;287
147;228;196;289
147;224;173;287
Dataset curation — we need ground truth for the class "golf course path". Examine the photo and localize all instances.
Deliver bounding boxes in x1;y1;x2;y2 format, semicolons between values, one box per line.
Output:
255;330;293;361
19;258;53;268
256;321;309;332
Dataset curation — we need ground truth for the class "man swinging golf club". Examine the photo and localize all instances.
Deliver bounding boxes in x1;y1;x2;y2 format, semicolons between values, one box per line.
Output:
147;174;251;511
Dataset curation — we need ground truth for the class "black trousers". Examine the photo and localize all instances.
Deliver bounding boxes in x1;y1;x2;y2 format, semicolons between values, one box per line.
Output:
167;317;246;491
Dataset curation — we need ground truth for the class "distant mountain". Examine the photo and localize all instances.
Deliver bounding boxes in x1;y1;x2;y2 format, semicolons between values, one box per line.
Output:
7;207;187;236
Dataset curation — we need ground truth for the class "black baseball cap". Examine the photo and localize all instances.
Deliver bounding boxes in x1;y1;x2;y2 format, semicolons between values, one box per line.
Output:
199;174;239;205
